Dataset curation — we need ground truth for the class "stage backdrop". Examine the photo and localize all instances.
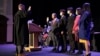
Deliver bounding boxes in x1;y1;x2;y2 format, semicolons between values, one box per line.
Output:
0;0;13;43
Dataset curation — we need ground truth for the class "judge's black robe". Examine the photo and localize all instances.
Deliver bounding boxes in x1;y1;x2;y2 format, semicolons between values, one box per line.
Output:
13;10;31;46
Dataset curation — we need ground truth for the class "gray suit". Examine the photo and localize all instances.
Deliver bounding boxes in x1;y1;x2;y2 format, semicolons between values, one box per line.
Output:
50;18;59;50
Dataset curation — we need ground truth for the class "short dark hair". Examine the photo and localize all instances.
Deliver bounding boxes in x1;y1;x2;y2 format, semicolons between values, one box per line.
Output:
60;9;66;15
67;7;73;13
18;3;25;10
18;4;25;8
60;9;66;12
52;13;57;17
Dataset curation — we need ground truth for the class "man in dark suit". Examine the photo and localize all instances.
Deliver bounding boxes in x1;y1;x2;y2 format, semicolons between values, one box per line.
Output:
67;7;75;54
50;13;59;52
58;9;67;52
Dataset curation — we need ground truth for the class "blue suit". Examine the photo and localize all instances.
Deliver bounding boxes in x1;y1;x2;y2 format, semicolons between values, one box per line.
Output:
79;11;91;40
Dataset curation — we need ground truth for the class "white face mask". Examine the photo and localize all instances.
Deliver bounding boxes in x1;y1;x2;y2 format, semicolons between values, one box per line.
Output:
67;10;70;14
60;12;63;16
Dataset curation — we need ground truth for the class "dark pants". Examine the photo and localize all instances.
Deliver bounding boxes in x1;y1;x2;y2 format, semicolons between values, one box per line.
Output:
90;34;97;51
51;32;59;50
59;34;67;51
16;45;24;54
67;31;75;51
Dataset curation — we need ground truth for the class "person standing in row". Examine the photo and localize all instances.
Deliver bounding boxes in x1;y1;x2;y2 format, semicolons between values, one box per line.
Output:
78;3;92;56
67;7;75;54
59;9;67;52
72;7;83;54
50;13;59;52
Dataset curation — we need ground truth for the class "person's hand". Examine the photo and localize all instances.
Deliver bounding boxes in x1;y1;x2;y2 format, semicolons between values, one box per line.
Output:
72;31;74;34
46;17;49;23
28;6;31;11
77;26;79;30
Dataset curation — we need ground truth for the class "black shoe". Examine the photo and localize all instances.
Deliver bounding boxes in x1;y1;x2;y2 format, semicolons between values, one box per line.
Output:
85;53;91;56
76;51;83;54
59;50;66;53
51;48;56;52
55;50;60;53
68;50;75;54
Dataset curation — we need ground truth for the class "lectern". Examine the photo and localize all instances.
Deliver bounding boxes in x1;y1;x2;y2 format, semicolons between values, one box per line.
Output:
25;23;43;52
0;15;8;44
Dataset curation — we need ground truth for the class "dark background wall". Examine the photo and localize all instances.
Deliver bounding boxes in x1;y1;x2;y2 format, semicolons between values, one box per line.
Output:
13;0;100;32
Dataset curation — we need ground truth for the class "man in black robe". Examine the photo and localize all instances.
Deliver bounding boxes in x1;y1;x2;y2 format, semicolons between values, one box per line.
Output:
13;4;31;56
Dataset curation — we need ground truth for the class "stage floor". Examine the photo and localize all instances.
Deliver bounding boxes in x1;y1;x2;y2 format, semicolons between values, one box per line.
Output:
0;44;100;56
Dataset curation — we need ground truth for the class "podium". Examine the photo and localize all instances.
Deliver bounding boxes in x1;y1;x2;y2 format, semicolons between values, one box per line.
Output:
25;23;43;52
0;15;8;44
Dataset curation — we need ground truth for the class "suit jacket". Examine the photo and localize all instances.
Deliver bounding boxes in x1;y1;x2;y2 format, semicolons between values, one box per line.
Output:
59;15;67;33
67;14;75;32
51;18;59;34
79;11;91;39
